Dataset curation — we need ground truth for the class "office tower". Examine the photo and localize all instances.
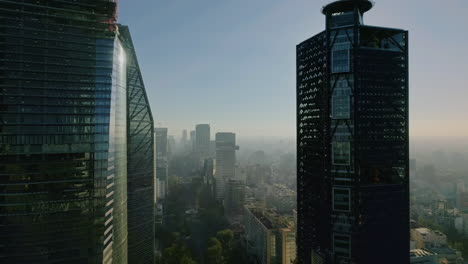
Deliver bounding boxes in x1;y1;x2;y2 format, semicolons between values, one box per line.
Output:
225;179;246;220
209;140;216;158
203;158;216;186
195;124;210;162
182;129;188;142
120;26;155;264
181;129;188;152
214;132;238;200
190;130;196;152
155;128;169;200
296;1;409;263
168;135;176;158
0;1;135;263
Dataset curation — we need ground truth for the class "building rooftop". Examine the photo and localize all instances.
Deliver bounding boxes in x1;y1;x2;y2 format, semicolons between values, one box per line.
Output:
252;211;275;230
322;0;374;15
246;204;294;230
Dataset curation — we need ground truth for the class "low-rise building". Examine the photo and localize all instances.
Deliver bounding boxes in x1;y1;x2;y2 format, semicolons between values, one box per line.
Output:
244;204;296;264
411;228;447;249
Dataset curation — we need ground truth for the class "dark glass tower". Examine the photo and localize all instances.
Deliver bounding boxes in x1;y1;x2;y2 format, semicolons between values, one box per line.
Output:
296;1;409;263
0;1;131;263
120;26;155;264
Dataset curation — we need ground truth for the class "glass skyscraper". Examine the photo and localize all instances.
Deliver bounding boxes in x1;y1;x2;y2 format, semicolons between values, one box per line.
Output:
0;1;154;263
120;26;155;264
296;1;409;263
214;132;237;201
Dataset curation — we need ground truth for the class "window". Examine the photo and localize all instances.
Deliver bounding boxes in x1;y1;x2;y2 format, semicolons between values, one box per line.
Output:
332;95;350;119
332;142;350;165
329;12;355;28
333;233;351;259
333;187;350;212
332;49;350;73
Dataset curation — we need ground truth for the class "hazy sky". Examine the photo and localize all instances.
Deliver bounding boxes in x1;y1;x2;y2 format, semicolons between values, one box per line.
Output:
119;0;468;139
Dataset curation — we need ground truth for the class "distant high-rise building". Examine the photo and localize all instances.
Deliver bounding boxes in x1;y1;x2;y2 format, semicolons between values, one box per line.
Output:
190;130;196;152
209;140;216;158
182;129;188;143
168;135;176;158
225;179;246;219
0;1;141;263
155;128;169;199
120;25;155;264
203;158;216;186
195;124;211;162
181;129;188;152
296;1;409;263
215;132;238;200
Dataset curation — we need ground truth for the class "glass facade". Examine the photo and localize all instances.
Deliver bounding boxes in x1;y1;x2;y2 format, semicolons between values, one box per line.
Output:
120;26;155;264
0;1;129;263
297;1;409;263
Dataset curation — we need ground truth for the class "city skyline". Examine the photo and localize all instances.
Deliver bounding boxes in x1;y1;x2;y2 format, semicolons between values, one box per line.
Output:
119;0;468;139
1;1;467;264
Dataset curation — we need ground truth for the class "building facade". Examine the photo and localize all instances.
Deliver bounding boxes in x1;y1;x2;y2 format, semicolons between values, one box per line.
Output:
120;26;155;264
0;1;132;263
195;124;211;163
225;179;246;220
244;205;296;264
214;132;238;200
296;1;409;263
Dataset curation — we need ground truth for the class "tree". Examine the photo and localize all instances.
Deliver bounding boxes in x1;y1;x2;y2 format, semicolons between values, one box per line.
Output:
207;237;224;264
180;255;197;264
216;230;233;248
161;239;197;264
206;229;244;264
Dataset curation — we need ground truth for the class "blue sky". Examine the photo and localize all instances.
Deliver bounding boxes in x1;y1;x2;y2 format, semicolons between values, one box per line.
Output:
119;0;468;139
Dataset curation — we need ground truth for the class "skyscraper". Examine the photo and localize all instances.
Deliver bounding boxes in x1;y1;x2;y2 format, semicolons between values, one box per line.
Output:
296;1;409;263
155;127;169;200
190;130;196;152
214;132;238;200
0;1;133;263
224;179;246;220
195;124;211;163
181;129;188;152
120;26;155;264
